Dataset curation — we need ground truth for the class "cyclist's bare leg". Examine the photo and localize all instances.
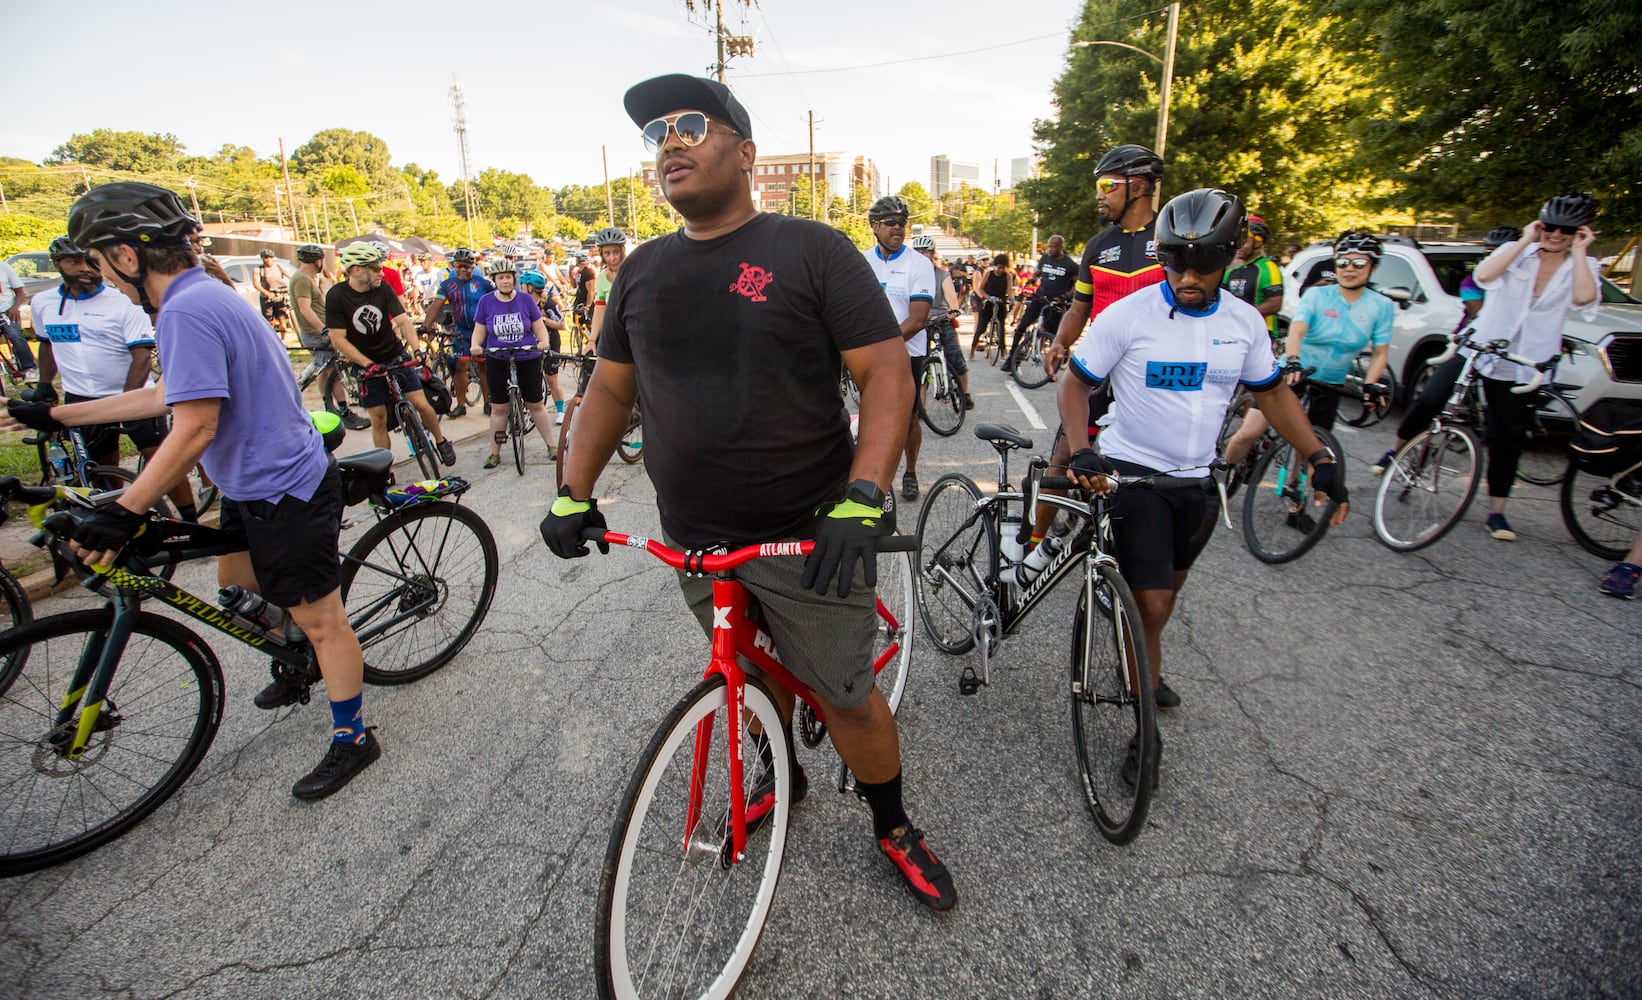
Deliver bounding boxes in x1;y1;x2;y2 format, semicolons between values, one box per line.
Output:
1223;408;1270;467
487;399;508;459
366;405;392;450
453;356;471;409
526;401;556;451
287;588;364;702
1132;569;1188;689
404;388;448;444
217;550;259;592
817;688;901;784
319;366;348;412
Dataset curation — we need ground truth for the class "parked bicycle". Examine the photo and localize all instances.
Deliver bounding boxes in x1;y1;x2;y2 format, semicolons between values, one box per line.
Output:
589;528;915;999
1561;398;1642;560
1009;295;1069;390
917;326;965;437
0;456;499;877
914;422;1191;844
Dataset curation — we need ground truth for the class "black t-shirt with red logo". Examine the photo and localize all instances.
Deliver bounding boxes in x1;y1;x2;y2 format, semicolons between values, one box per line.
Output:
601;213;901;546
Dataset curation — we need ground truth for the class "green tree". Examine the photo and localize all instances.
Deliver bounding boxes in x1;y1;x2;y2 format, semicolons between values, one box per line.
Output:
290;129;393;185
47;130;184;173
474;168;554;222
320;165;370;198
897;182;935;223
1328;0;1642;233
0;214;58;256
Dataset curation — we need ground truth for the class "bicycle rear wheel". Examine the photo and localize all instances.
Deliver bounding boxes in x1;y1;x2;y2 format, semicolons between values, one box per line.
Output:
1374;425;1481;551
1070;563;1156;844
914;475;997;654
1241;428;1340;564
1012;332;1053;389
1214;391;1257;499
1515;389;1577;487
342;502;499;684
0;609;223;877
617;408;643;464
1343;365;1397;428
397;401;440;481
0;565;32;682
597;675;790;1000
917;362;964;437
1559;465;1642;561
509;392;527;475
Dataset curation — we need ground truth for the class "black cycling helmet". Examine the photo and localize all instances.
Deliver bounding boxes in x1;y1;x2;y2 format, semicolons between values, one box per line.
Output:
1483;227;1521;247
1094;144;1164;181
1245;215;1272;241
593;226;627;247
68;182;197;251
258;249;274;259
867;195;910;222
47;236;88;260
296;243;326;263
1156;189;1244;252
1333;231;1382;260
449;248;477;265
1539;191;1598;229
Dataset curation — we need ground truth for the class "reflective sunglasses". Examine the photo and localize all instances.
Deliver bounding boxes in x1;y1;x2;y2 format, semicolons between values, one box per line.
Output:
874;217;908;228
1159;244;1234;274
1542;223;1580;235
642;111;722;153
1095;176;1133;195
1335;257;1373;269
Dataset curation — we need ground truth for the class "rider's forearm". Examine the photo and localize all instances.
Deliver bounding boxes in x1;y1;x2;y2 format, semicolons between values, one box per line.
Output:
327;328;374;367
1570;252;1598;307
1057;374;1095;453
52;383;169;425
849;348;913;489
1284;322;1307;359
1474;236;1530;284
1364;345;1390;387
562;367;636;500
36;342;57;386
121;401;216;515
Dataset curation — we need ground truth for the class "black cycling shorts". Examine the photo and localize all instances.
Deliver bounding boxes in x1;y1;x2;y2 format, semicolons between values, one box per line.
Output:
484;355;546;405
357;354;422;410
1106;459;1215;592
217;462;343;608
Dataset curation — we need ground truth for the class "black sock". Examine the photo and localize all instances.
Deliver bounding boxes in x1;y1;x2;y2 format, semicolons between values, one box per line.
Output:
176;504;198;522
855;769;910;840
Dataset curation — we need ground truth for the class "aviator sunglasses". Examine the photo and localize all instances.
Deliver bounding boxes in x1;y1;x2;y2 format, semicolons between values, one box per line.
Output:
642;112;737;153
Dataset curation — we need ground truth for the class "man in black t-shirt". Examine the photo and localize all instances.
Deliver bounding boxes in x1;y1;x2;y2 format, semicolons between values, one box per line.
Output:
325;244;454;461
571;254;595;319
1002;234;1075;373
541;74;956;914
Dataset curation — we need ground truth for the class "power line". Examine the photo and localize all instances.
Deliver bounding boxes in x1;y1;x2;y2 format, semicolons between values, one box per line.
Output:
736;31;1065;77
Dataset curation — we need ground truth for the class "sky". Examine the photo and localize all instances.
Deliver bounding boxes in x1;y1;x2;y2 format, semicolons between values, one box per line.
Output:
5;0;1090;200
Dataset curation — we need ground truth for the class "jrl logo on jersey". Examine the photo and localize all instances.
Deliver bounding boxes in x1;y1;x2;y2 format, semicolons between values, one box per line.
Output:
43;324;81;343
1145;361;1206;391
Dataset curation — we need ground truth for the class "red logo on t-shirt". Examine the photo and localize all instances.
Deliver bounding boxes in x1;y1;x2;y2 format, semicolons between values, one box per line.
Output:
730;263;774;302
1324;308;1339;319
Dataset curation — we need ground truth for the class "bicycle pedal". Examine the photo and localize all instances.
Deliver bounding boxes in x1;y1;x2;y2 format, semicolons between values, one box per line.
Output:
958;669;984;696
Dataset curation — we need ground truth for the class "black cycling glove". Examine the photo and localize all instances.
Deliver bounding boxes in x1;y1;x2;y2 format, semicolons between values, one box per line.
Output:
1068;447;1117;480
21;384;58;404
540;486;609;558
1310;461;1350;507
799;498;886;599
7;399;64;433
72;503;148;554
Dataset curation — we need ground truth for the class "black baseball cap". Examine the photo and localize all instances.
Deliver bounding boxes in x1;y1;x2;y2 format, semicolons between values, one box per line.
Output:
623;74;753;141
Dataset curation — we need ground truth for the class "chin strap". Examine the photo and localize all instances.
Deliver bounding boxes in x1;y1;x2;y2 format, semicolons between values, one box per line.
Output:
103;243;158;315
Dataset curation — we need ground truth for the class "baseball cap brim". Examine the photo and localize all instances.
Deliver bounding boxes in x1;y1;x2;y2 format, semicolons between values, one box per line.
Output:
623;74;753;141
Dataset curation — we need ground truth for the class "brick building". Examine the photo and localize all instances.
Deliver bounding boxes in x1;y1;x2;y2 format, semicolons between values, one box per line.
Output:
642;152;878;214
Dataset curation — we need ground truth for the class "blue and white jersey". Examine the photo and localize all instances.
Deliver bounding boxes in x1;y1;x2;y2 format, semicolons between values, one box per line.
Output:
863;244;935;357
1069;283;1279;477
28;284;156;398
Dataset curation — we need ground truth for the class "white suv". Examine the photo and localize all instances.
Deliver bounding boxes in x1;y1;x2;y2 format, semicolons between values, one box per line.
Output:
1280;238;1642;410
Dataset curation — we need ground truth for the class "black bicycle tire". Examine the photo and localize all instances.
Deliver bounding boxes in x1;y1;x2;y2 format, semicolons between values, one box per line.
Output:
0;609;223;877
0;564;33;685
917;362;964;437
1239;429;1338;564
595;674;789;1000
1069;564;1157;844
914;474;998;654
556;397;578;490
1515;389;1577;487
1012;333;1053;389
986;314;1004;366
398;402;440;481
509;390;527;476
617;408;643;464
1373;425;1482;552
1559;466;1642;561
343;501;499;685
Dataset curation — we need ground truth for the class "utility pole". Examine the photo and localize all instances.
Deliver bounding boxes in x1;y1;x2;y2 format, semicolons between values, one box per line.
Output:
807;111;816;221
0;182;8;215
279;138;298;240
184;176;201;219
685;1;754;81
451;80;478;248
274;187;285;231
602;146;614;223
1155;0;1181;209
345;198;360;236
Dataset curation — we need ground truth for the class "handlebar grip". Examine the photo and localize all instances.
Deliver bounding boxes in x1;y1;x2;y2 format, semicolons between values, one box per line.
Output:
579;527;609;542
1432;339;1460;366
1511;369;1544;394
878;534;917;553
1042;476;1075;490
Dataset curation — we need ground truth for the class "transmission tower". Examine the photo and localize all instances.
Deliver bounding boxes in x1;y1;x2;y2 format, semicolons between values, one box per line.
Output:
450;80;478;248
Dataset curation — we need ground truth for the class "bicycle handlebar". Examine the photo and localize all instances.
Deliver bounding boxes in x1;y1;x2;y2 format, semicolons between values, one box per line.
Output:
1431;334;1551;394
1041;474;1215;493
581;528;915;573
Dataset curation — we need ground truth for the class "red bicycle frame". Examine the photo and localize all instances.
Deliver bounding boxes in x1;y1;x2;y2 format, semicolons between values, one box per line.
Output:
592;529;906;864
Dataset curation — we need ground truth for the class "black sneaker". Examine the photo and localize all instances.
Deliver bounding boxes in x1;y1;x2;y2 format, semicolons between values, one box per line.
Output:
1121;729;1162;791
1155;678;1181;710
436;439;457;466
339;408;371;431
292;729;381;801
963;394;975;410
253;666;309;710
878;825;957;912
448;404;467;419
901;472;919;501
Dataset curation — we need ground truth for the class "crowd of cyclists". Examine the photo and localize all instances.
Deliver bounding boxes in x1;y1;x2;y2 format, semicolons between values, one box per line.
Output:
0;72;1635;952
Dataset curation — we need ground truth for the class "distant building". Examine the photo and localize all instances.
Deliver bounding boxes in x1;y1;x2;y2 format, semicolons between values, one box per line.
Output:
1010;156;1038;189
930;155;981;199
642;151;877;215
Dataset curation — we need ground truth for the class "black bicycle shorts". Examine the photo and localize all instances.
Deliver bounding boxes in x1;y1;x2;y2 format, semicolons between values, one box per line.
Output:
217;462;343;608
484;355;546;405
357;355;422;410
64;392;167;457
1106;459;1215;592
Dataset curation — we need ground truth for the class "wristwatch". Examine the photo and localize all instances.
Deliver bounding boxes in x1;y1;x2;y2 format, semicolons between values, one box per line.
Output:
845;479;885;509
1308;447;1337;466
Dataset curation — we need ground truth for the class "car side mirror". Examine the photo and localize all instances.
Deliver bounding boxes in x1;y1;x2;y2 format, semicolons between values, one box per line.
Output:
1380;286;1414;310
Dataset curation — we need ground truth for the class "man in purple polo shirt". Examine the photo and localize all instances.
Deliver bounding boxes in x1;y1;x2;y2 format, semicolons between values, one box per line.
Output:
5;183;380;800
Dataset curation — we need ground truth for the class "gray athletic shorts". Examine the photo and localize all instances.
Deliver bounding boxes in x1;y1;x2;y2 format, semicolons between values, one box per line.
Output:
666;530;878;709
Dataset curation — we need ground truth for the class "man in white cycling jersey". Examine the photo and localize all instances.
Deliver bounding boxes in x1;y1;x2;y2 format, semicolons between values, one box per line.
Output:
1060;188;1349;783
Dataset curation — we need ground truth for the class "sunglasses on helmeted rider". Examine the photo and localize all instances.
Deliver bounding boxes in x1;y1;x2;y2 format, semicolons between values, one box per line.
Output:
1334;257;1373;269
1158;245;1234;274
1542;223;1581;236
1095;177;1134;195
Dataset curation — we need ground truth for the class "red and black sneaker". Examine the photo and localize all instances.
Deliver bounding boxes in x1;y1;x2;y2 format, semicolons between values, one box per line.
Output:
878;825;958;912
721;765;808;865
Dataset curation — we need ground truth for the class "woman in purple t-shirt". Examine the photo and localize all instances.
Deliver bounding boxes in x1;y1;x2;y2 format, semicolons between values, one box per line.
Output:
471;260;559;469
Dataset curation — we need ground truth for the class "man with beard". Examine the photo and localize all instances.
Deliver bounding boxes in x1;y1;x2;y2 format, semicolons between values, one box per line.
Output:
1002;233;1075;374
26;236;198;518
541;73;956;913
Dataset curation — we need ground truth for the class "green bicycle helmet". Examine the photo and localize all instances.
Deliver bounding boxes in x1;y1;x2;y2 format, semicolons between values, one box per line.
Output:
338;244;386;269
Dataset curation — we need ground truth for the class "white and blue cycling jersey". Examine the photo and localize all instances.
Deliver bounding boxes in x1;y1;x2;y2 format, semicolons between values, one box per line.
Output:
1069;283;1280;477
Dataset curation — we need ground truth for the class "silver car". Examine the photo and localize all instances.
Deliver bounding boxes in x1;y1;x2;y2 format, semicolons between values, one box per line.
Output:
1281;239;1642;410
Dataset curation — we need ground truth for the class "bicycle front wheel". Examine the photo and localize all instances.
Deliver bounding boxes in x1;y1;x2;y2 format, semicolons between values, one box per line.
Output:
1013;333;1053;389
1070;562;1156;845
1240;428;1340;564
0;565;33;683
0;609;223;877
509;393;527;475
985;317;1004;365
1515;389;1577;487
914;475;997;654
1559;466;1642;561
917;362;964;437
1374;425;1481;551
343;502;499;684
398;402;440;481
597;676;790;1000
873;545;916;715
617;408;643;464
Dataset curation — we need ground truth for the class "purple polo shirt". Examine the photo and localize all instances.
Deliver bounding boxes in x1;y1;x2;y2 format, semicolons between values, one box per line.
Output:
156;267;328;503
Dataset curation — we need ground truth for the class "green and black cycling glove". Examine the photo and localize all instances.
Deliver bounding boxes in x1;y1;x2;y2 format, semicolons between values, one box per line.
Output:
801;481;888;599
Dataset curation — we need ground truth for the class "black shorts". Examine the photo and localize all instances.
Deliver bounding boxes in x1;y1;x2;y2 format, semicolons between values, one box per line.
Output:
1106;459;1215;591
909;354;928;387
356;355;422;409
64;392;167;457
217;463;343;607
484;354;546;405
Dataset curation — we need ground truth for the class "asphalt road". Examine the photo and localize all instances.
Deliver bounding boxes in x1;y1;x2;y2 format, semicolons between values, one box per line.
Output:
2;330;1639;999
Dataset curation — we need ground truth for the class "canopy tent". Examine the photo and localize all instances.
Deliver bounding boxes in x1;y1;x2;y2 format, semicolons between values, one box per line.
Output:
333;232;450;260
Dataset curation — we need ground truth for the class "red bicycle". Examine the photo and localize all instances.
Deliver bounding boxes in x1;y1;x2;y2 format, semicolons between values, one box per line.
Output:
589;528;916;1000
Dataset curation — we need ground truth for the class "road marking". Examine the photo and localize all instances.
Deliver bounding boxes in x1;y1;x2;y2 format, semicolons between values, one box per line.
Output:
1007;382;1048;429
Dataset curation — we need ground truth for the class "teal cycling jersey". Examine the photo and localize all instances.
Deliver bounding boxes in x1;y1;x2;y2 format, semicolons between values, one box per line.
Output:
1289;284;1394;384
